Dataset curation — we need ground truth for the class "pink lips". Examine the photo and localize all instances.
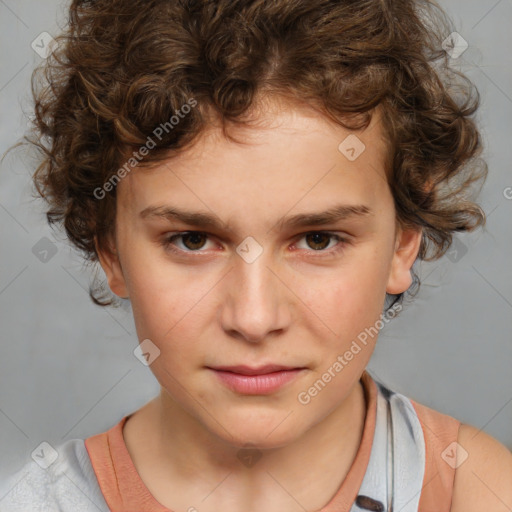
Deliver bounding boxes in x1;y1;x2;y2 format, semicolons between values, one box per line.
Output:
208;365;305;394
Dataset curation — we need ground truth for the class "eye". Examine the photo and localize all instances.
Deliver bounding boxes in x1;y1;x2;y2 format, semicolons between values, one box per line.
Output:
161;231;215;253
293;231;348;254
160;230;350;256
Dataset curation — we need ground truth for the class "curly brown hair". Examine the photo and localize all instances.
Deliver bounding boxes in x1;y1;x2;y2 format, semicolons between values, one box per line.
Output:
14;0;487;309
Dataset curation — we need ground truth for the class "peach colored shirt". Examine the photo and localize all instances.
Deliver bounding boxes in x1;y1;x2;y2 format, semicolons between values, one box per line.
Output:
85;370;460;512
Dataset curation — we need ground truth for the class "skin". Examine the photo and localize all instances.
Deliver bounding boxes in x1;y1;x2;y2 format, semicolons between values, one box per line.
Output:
96;97;512;511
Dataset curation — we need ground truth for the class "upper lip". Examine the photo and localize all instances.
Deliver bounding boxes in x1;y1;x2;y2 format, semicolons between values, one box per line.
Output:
208;364;303;376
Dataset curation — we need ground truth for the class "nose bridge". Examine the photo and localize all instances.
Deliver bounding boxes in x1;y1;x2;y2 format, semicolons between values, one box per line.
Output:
220;243;288;342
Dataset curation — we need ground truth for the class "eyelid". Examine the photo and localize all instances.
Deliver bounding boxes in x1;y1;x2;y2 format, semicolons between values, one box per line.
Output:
161;230;351;256
162;231;218;253
291;231;349;252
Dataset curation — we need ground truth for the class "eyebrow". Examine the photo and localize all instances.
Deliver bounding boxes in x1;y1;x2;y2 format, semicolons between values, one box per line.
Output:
139;203;373;232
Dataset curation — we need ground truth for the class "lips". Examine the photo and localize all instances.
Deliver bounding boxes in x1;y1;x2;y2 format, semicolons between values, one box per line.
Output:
208;364;300;376
207;364;306;394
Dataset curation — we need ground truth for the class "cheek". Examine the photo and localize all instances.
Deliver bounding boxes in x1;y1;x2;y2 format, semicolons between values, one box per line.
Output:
121;254;181;341
129;282;191;344
295;252;390;332
125;260;215;361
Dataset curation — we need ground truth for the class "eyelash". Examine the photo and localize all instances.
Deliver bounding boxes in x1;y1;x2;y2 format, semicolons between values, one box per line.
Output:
160;231;350;257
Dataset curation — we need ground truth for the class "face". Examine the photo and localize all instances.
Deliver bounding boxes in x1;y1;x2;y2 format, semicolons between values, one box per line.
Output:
97;99;421;449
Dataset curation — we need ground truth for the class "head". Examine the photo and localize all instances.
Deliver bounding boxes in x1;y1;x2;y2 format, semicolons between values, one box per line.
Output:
25;0;485;447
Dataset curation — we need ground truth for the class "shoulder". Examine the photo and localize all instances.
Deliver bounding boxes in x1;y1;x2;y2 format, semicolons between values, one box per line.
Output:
0;439;109;512
450;423;512;512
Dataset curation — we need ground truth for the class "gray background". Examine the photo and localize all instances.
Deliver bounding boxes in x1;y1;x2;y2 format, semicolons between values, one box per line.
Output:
0;0;511;483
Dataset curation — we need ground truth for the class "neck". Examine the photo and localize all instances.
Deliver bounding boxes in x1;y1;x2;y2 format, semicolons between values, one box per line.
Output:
124;377;367;511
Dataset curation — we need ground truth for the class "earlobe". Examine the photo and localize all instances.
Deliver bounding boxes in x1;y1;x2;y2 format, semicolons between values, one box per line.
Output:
386;226;423;295
94;235;129;299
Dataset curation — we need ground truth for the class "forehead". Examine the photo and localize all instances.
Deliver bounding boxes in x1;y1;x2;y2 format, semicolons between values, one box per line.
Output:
117;102;391;224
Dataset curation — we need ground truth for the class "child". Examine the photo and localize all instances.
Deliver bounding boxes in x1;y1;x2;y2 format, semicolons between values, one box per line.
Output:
1;0;511;511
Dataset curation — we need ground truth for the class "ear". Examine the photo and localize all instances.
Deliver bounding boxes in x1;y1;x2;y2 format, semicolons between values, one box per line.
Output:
94;235;129;299
386;225;423;295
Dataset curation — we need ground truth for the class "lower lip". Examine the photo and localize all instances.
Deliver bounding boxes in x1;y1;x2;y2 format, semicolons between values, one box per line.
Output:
210;369;305;395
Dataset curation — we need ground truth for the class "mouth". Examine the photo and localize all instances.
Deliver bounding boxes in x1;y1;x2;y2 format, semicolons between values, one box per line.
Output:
206;364;307;395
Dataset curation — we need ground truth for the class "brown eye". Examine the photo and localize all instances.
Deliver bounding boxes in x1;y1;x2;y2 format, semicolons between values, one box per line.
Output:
180;232;208;250
293;231;349;256
305;232;332;251
162;231;212;252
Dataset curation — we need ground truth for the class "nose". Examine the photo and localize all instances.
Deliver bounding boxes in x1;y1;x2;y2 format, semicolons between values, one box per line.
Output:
219;248;291;344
